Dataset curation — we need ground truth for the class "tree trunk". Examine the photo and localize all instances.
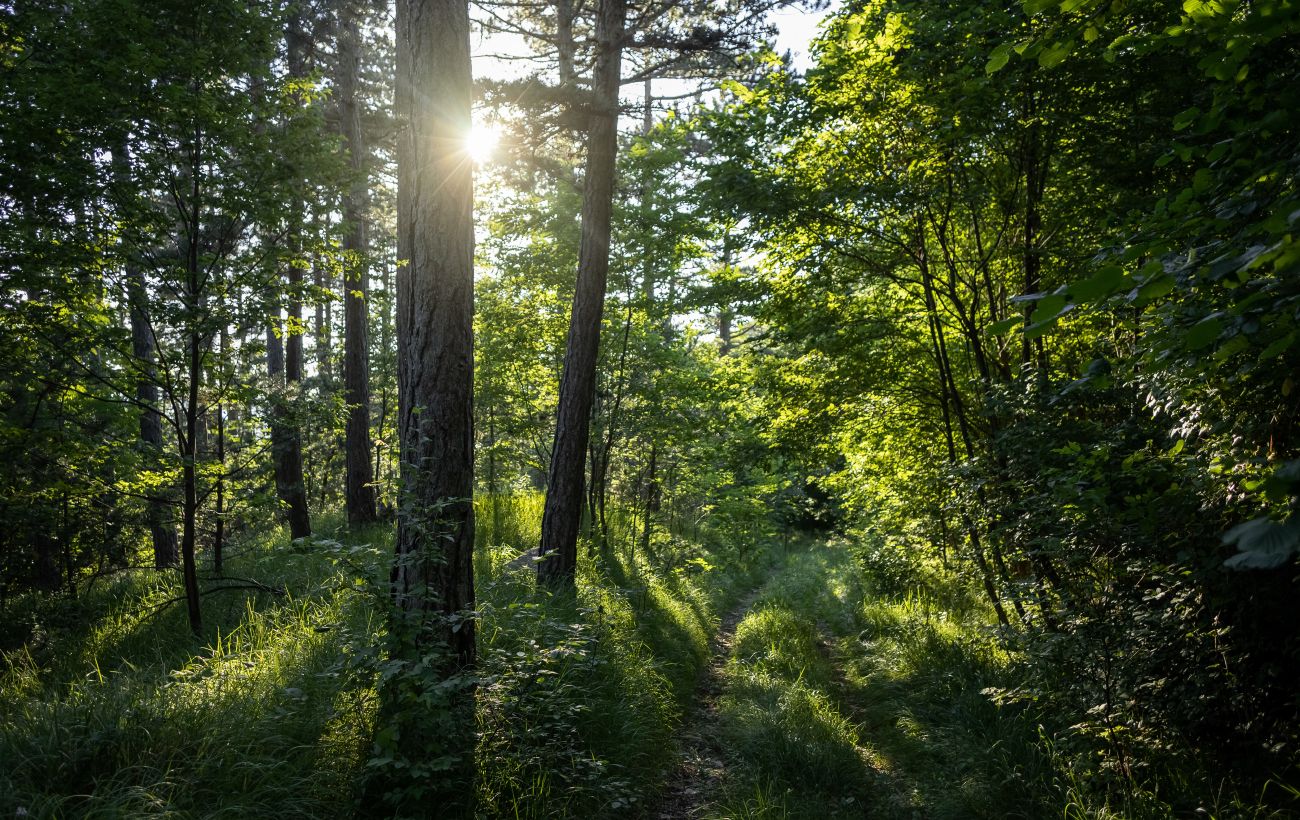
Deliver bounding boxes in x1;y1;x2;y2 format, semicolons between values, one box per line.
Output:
267;311;311;539
214;326;227;575
115;145;179;569
266;16;312;541
556;0;576;88
180;134;204;636
394;0;476;665
538;0;625;589
339;0;378;526
313;217;333;386
1021;86;1049;373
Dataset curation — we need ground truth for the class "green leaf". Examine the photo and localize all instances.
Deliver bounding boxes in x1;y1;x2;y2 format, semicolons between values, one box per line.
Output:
986;44;1012;75
1257;332;1295;362
987;317;1023;336
1183;0;1226;21
1038;41;1074;68
1135;274;1175;303
1069;265;1128;301
1029;294;1069;324
1214;335;1250;361
1173;107;1201;131
1183;317;1222;350
1223;517;1300;570
1023;320;1055;340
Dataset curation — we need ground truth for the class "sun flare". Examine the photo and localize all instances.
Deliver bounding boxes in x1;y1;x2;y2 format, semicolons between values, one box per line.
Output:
467;121;501;165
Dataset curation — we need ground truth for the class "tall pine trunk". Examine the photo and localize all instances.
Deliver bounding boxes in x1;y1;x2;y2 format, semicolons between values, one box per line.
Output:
538;0;625;589
383;0;476;801
338;0;377;526
266;14;312;540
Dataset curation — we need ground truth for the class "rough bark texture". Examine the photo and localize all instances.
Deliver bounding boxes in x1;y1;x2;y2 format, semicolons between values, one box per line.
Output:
338;0;377;526
266;15;312;541
394;0;476;670
180;140;203;635
556;0;576;88
267;311;311;539
538;0;625;588
115;147;179;570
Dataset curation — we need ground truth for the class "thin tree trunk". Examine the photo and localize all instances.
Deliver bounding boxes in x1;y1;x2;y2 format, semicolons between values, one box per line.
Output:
115;145;179;569
556;0;576;88
267;310;311;538
266;16;312;540
538;0;625;589
314;217;334;386
180;132;204;635
339;0;378;526
214;326;227;575
920;238;1011;628
1021;86;1049;373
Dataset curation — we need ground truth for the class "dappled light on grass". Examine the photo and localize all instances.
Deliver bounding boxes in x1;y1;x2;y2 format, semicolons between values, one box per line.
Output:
0;516;386;817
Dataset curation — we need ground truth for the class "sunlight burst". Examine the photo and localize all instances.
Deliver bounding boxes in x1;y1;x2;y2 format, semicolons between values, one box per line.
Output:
467;121;501;165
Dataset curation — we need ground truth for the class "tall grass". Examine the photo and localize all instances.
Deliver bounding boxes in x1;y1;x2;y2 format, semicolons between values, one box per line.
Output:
1;495;781;818
709;543;1055;820
0;512;384;818
471;492;781;817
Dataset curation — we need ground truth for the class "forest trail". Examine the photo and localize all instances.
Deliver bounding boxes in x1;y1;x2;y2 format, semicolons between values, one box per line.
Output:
653;581;768;818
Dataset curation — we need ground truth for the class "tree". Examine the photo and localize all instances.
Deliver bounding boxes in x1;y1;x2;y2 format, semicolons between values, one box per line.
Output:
382;0;477;803
535;0;784;588
266;8;314;541
337;0;378;526
537;0;627;586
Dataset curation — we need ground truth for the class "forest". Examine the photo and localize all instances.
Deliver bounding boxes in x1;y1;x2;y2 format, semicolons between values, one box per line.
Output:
1;0;1298;817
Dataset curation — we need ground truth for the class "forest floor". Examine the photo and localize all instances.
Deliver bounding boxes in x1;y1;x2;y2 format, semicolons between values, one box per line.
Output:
644;543;1056;820
0;511;1059;819
654;583;766;818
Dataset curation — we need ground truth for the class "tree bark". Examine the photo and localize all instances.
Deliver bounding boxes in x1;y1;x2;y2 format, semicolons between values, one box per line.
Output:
266;14;313;541
267;310;311;539
538;0;625;589
1021;86;1049;374
115;146;180;570
180;133;204;636
394;0;476;666
556;0;576;88
338;0;378;526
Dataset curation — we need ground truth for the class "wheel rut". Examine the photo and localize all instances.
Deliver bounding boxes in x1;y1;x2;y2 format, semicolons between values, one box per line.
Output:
652;583;765;819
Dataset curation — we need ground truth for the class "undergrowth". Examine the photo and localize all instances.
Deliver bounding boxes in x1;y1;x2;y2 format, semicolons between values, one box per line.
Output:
709;542;1054;820
0;494;779;818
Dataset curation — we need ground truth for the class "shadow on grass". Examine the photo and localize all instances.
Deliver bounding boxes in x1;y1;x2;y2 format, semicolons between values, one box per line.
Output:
0;518;387;818
708;543;1054;820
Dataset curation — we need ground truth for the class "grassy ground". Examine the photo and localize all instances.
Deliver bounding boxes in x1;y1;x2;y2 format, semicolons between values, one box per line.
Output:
0;496;781;818
705;542;1055;820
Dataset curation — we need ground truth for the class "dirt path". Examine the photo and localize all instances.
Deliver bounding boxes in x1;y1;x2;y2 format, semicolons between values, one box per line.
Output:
653;584;766;819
